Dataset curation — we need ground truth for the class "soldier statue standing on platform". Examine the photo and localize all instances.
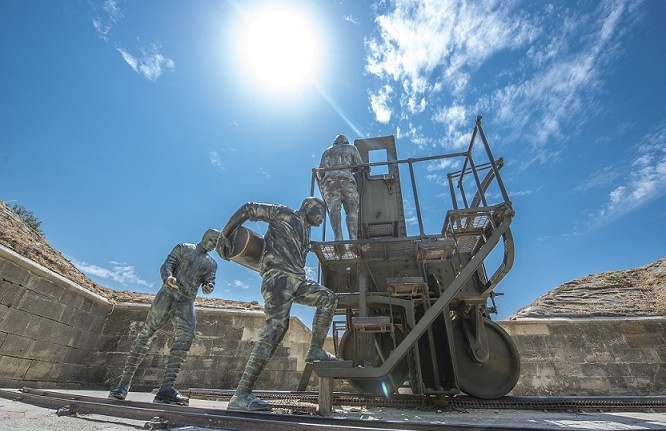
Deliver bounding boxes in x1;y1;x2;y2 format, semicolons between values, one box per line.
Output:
217;197;339;411
108;229;218;405
318;134;364;241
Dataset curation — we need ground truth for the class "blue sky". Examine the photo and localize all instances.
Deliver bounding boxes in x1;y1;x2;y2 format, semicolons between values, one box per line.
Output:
1;0;664;326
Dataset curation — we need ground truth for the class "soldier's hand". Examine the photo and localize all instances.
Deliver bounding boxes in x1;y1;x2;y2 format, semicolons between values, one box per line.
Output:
165;276;179;291
202;283;214;294
216;234;232;260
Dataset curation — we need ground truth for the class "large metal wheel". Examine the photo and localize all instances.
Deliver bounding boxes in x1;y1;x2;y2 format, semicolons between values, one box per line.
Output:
339;328;410;395
452;317;520;399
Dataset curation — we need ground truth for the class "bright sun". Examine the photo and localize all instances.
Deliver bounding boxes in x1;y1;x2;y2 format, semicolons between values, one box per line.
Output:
240;6;319;93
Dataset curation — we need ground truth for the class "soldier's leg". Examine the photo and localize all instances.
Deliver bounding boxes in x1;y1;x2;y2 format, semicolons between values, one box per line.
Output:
153;298;195;405
229;271;294;411
342;184;360;240
109;289;173;400
294;280;339;361
322;184;344;241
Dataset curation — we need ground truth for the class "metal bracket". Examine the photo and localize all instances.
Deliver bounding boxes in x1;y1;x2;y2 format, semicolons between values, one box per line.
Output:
144;416;169;430
461;305;490;364
56;404;75;416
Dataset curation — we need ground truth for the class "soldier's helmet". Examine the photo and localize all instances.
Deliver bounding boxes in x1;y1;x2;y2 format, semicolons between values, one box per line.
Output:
301;197;326;226
301;196;325;213
333;134;349;145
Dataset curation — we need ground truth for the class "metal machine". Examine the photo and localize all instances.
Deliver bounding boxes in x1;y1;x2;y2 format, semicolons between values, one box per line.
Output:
307;115;519;399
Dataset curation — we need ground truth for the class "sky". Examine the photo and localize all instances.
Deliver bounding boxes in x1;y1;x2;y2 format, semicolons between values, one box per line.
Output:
1;0;665;327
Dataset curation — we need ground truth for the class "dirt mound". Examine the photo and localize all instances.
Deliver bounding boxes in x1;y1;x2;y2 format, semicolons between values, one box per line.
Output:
510;257;666;319
0;200;257;310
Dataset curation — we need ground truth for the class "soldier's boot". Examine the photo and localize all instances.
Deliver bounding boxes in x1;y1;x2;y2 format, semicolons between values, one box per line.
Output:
228;392;271;411
305;308;341;362
108;384;129;400
153;386;189;406
227;341;273;411
153;349;189;406
107;342;150;400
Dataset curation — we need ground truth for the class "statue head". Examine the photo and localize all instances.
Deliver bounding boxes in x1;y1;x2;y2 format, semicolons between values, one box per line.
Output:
300;197;325;226
200;228;220;252
333;134;349;145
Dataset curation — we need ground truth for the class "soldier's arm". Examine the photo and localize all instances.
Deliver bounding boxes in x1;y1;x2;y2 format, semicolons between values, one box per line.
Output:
160;244;182;289
317;150;329;180
221;204;253;239
218;202;272;258
352;146;363;168
160;245;181;279
351;146;366;180
201;260;217;294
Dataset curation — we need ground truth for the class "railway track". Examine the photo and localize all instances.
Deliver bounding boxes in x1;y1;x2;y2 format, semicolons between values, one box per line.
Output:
1;388;664;431
187;388;666;412
0;387;500;431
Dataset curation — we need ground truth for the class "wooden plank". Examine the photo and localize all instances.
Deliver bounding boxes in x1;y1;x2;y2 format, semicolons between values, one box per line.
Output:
318;377;333;416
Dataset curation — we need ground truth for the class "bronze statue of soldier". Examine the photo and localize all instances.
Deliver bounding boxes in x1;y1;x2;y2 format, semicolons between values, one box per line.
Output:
318;134;364;242
217;197;339;411
108;229;219;405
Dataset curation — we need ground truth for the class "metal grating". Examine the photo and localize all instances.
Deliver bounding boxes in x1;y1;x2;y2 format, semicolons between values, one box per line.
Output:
443;209;494;254
313;239;418;264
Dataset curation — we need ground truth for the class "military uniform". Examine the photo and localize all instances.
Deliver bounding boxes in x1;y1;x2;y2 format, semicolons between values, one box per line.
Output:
318;135;363;241
219;198;338;411
108;229;218;405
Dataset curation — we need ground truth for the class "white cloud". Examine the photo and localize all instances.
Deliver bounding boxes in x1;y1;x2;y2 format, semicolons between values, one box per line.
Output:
588;124;666;226
344;14;359;25
366;0;536;120
92;18;112;42
117;46;175;81
396;122;432;149
365;0;642;163
432;104;469;149
91;1;175;82
71;259;153;288
576;166;620;192
209;150;225;172
304;264;317;280
257;167;271;179
103;0;123;21
368;85;393;124
510;188;540;198
92;0;123;41
426;158;457;172
232;280;250;289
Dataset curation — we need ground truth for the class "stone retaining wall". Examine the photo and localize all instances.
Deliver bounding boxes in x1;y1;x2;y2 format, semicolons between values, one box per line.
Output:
1;244;664;395
0;244;314;391
89;303;312;392
501;318;666;396
0;246;109;389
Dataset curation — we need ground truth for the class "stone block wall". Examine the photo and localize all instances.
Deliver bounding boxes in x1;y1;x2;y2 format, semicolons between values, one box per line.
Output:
89;303;313;391
0;244;316;391
501;318;666;396
0;247;109;389
2;244;664;395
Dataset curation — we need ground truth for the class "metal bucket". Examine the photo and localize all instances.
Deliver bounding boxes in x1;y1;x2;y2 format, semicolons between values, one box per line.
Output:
217;225;264;272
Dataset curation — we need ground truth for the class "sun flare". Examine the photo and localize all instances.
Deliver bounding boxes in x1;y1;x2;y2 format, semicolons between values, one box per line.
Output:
240;6;319;93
